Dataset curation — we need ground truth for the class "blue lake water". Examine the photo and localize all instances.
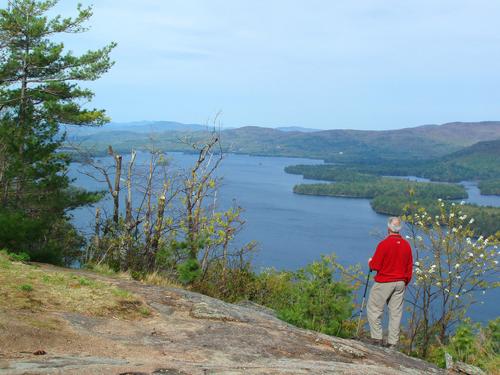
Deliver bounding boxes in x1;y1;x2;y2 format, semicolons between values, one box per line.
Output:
69;152;500;323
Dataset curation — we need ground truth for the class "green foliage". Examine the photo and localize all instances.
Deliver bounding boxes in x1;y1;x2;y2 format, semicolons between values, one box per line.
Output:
177;258;202;285
8;251;30;262
294;179;466;202
193;259;256;303
285;165;376;183
286;139;500;184
428;318;500;372
19;283;33;292
0;0;114;265
188;252;361;339
478;180;500;196
251;255;360;338
290;166;500;236
0;210;86;265
77;277;93;287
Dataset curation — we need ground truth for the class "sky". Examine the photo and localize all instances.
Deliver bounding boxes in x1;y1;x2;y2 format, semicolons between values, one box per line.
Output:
8;0;500;130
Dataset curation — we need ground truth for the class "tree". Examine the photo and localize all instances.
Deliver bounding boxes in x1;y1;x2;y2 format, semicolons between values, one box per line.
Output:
0;0;115;263
402;200;499;358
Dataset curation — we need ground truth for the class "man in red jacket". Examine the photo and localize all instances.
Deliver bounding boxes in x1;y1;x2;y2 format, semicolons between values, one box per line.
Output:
367;216;413;348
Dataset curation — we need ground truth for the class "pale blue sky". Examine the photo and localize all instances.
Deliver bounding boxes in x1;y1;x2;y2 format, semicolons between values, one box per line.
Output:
15;1;500;129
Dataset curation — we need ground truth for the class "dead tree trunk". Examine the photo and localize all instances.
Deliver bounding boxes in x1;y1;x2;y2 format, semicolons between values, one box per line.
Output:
149;184;168;269
112;154;122;225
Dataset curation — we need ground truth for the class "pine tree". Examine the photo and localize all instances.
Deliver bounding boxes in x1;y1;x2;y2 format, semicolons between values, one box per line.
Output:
0;0;115;263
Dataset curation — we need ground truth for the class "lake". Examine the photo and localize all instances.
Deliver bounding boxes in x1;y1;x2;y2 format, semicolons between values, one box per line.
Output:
69;152;500;322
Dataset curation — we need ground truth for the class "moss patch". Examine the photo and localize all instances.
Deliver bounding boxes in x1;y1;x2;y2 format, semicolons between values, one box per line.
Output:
0;252;149;319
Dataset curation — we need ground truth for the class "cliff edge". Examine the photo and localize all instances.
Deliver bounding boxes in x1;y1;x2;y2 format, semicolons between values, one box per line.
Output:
0;258;443;375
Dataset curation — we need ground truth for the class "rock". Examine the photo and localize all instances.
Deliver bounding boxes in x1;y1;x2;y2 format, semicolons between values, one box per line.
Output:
190;301;250;322
152;369;190;375
0;265;446;374
235;300;277;317
445;352;486;375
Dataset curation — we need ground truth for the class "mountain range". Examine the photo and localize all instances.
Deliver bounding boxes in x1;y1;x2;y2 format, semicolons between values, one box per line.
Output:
68;120;500;163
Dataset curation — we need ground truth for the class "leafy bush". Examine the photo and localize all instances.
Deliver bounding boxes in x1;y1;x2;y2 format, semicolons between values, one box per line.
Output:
0;210;85;265
177;258;202;285
428;318;500;372
193;259;256;303
19;284;33;292
478;180;500;196
252;255;360;338
189;253;360;338
1;249;31;262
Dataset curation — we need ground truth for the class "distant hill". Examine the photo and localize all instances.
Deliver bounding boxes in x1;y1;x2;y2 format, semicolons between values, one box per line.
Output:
287;139;500;184
420;139;500;181
276;126;321;132
219;121;500;162
65;121;211;138
69;121;500;162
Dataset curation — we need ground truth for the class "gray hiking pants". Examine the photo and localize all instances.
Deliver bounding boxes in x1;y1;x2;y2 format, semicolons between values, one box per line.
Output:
367;280;406;345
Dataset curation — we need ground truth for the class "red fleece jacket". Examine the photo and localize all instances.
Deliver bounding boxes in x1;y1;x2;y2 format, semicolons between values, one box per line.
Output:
369;234;413;284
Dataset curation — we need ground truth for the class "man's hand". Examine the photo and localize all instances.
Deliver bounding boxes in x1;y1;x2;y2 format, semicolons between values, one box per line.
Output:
368;257;372;266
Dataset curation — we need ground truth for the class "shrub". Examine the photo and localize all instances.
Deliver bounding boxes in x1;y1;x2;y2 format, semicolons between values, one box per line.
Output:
177;258;202;285
252;255;360;338
19;284;33;292
193;259;256;303
403;200;499;358
428;318;500;372
0;249;30;262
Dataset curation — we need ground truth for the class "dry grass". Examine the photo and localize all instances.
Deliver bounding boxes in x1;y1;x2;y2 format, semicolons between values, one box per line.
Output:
141;271;182;289
86;263;182;289
0;252;150;319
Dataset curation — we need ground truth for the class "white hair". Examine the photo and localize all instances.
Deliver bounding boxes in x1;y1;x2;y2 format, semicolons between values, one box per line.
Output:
388;217;402;233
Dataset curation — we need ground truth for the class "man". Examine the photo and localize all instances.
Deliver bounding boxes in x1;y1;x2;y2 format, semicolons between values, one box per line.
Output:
367;216;413;349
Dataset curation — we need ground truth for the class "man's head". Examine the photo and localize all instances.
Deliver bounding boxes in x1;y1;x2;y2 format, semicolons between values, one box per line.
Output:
387;216;402;234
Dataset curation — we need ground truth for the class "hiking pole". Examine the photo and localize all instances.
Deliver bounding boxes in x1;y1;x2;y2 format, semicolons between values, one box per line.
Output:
356;269;372;337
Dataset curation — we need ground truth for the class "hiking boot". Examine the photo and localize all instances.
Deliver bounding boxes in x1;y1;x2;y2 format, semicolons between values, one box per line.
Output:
367;338;383;346
385;343;398;350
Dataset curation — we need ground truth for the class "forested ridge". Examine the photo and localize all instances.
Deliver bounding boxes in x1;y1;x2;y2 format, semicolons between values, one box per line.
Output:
287;164;500;236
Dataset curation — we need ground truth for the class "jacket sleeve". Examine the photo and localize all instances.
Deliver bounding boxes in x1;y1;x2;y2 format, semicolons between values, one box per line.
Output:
405;245;413;285
369;242;385;271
